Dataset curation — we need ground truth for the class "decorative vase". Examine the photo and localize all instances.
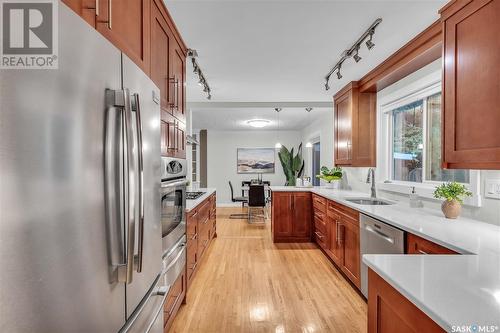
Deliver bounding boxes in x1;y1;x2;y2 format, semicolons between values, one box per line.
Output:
441;199;461;219
324;182;334;189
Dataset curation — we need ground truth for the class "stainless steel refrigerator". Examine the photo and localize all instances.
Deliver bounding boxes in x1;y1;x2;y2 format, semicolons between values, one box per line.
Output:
0;4;166;333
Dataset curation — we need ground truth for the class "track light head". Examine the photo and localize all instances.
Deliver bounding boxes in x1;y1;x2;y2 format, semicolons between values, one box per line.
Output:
325;82;330;90
275;107;282;113
207;93;212;100
366;34;375;50
353;52;362;63
336;70;342;80
305;107;313;113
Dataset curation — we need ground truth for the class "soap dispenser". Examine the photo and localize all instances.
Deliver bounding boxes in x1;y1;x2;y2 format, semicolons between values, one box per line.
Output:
409;187;422;208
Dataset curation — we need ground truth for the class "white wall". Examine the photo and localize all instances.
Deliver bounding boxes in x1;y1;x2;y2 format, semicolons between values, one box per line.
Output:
342;60;500;226
206;130;302;205
301;111;334;183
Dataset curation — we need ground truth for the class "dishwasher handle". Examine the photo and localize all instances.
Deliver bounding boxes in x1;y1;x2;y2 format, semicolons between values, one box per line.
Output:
364;224;394;244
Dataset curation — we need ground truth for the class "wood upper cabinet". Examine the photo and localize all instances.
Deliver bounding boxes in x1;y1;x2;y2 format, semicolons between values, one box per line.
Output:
271;192;312;242
368;269;445;333
440;0;500;169
61;0;97;26
150;0;172;112
96;0;151;74
334;82;376;167
170;42;187;122
406;233;458;255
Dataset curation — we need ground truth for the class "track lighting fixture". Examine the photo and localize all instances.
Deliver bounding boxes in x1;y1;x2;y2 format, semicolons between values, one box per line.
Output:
324;18;382;90
275;108;282;149
305;107;313;148
188;48;212;100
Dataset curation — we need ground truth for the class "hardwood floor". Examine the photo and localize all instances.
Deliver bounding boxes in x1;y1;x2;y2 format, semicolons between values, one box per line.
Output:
169;207;367;333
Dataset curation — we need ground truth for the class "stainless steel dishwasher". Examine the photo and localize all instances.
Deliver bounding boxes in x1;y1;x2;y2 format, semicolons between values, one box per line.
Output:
360;213;405;297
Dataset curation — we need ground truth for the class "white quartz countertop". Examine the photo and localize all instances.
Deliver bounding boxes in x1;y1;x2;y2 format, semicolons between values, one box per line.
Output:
186;188;216;213
270;186;500;330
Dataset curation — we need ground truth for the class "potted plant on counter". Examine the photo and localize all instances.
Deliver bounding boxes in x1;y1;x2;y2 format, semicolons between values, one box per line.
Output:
316;166;343;189
433;182;472;219
278;144;305;186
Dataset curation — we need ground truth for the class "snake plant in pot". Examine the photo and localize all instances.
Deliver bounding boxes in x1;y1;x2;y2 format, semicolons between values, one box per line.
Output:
316;166;343;189
278;144;304;186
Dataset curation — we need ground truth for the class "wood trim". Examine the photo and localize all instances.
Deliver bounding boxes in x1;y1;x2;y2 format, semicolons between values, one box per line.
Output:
406;233;458;255
357;20;442;93
152;0;188;56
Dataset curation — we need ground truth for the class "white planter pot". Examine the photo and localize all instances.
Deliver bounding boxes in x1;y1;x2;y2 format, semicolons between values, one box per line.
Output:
332;179;341;189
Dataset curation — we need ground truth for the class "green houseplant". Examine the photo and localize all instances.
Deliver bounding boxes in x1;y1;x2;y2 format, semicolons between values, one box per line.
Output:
433;182;472;219
316;166;343;189
278;144;304;186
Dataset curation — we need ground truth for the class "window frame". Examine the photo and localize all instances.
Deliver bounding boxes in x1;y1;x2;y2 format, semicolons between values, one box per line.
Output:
377;70;481;207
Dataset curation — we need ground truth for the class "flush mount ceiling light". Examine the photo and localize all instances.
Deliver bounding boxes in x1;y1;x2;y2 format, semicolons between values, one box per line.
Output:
305;107;313;148
188;48;212;100
247;119;270;128
324;18;382;90
275;108;282;149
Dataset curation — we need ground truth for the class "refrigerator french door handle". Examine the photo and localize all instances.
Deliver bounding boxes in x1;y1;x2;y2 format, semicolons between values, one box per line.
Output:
122;88;136;284
132;93;144;273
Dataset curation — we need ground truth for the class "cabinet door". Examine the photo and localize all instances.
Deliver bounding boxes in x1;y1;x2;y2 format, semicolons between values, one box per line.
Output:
62;0;96;26
272;193;293;239
175;120;186;159
327;214;343;266
150;1;172;112
442;0;500;169
341;218;361;288
170;42;186;122
334;91;352;165
292;193;311;239
96;0;150;74
161;112;176;157
352;93;376;166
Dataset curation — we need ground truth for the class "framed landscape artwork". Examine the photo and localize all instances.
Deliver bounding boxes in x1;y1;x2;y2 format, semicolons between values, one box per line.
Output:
237;148;275;174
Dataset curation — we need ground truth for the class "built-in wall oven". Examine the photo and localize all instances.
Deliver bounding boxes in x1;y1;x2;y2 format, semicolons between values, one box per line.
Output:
161;157;188;255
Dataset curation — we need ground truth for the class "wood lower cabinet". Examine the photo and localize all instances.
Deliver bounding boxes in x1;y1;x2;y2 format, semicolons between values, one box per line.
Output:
323;200;361;289
186;193;217;288
334;82;376;167
271;192;312;242
406;233;458;255
163;269;186;332
368;269;445;333
96;0;151;74
440;0;500;169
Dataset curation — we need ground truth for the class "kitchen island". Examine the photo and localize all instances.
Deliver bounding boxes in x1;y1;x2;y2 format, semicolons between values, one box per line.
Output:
270;186;500;332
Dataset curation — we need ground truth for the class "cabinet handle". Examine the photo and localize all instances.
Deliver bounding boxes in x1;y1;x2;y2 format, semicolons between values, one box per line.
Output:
190;262;197;271
95;0;99;16
314;231;324;240
335;220;339;244
107;0;112;29
417;249;428;255
190;233;197;241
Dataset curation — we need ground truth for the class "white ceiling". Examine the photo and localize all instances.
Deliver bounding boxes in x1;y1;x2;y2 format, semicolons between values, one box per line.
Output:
190;103;331;131
165;0;446;130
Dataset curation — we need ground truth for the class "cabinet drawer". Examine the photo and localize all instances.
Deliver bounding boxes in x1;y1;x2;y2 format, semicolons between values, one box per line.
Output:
314;229;328;250
406;233;457;255
327;201;359;223
198;200;210;225
314;215;327;235
187;218;197;242
312;194;327;213
186;241;197;283
164;270;185;324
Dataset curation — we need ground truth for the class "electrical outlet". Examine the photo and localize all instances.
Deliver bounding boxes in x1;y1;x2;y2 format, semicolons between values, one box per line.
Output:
484;179;500;200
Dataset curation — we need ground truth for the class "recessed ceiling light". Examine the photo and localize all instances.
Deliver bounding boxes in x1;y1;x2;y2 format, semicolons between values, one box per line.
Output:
247;119;270;128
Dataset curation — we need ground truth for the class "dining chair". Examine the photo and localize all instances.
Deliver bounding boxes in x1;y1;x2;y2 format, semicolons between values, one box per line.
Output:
247;184;266;224
229;181;248;219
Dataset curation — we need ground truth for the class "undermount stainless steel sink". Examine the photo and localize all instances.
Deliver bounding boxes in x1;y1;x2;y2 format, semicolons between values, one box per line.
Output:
345;197;394;205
